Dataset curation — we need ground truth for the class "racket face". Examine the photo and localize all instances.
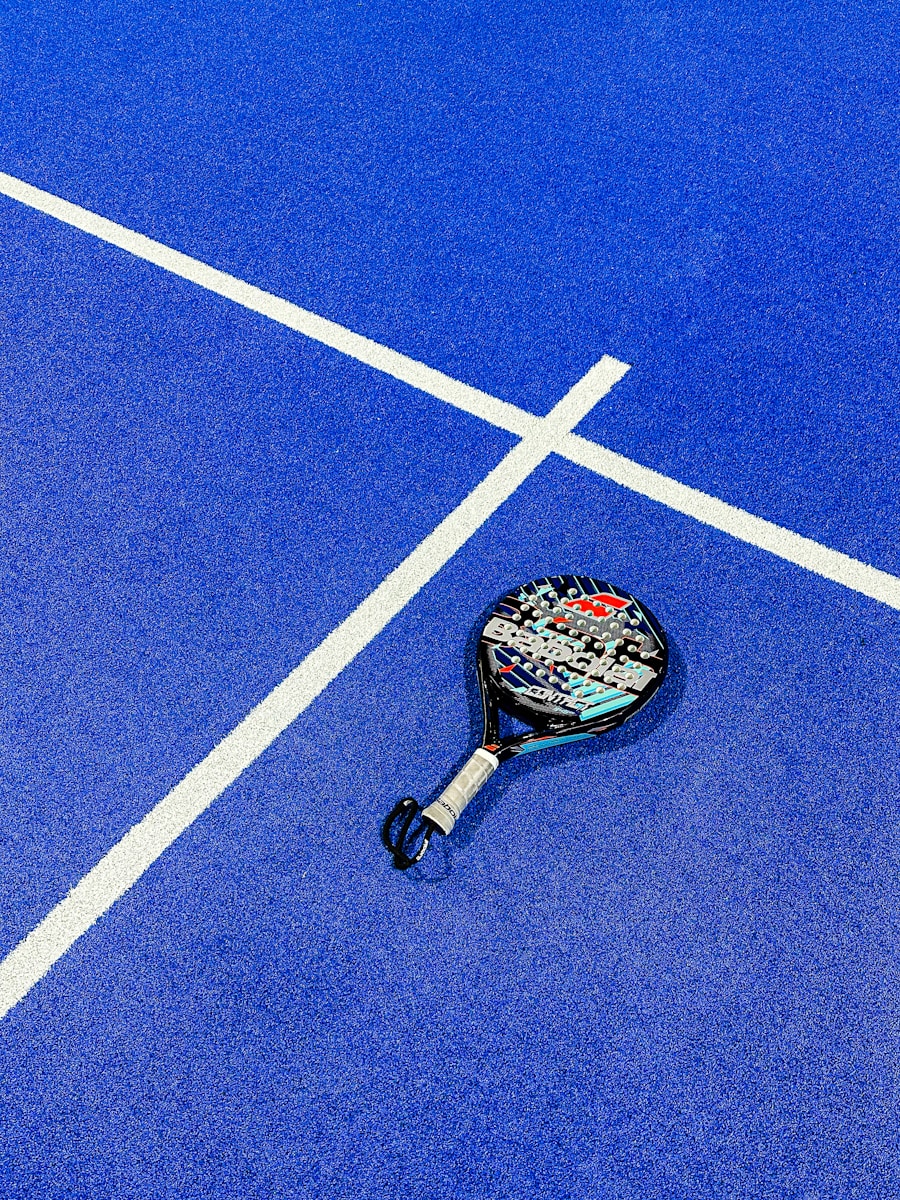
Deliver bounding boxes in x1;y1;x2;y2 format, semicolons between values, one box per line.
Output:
479;574;667;743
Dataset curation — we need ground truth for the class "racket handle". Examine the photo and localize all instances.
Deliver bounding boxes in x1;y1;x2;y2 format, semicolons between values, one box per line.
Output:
421;748;500;836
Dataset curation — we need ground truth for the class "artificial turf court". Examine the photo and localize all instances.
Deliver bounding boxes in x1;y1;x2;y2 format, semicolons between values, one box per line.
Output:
2;3;900;1197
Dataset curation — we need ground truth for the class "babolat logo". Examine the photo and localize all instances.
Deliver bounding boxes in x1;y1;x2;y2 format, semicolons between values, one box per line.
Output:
483;616;658;694
482;616;609;674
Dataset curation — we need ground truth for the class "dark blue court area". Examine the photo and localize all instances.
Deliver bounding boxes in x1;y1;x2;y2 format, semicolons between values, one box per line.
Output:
2;3;899;1198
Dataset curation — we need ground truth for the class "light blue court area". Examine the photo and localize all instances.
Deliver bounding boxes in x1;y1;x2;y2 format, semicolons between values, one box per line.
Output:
3;1;900;1197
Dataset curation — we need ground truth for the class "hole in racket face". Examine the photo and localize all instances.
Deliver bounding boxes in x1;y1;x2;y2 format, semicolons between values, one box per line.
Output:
479;575;667;738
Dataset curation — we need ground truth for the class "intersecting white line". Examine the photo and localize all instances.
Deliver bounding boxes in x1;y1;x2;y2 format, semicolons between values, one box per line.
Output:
0;357;628;1021
2;169;897;610
2;168;900;1022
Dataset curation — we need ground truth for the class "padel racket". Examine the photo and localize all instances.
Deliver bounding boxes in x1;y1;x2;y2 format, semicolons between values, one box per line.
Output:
383;573;667;868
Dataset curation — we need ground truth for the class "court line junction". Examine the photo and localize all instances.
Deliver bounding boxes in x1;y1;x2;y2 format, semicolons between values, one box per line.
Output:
2;171;897;613
1;168;898;1022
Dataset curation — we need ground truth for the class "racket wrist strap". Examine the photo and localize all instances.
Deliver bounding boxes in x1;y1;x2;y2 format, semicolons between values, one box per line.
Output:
421;748;500;836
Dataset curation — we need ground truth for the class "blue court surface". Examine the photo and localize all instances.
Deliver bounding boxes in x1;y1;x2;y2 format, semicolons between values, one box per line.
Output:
2;3;900;1198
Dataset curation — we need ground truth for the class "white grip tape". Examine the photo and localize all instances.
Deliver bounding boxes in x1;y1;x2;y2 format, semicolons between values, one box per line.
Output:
421;748;500;836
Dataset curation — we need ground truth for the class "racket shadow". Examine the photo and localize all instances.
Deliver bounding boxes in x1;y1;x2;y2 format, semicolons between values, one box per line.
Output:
395;598;687;882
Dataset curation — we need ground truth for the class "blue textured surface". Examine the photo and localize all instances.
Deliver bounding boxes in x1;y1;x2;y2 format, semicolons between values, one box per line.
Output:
0;199;511;955
2;1;900;1197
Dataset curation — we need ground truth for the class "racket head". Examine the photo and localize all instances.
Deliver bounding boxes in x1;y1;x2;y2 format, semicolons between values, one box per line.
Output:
478;574;667;755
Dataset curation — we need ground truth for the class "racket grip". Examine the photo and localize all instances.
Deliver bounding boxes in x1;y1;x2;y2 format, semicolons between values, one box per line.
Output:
421;748;500;836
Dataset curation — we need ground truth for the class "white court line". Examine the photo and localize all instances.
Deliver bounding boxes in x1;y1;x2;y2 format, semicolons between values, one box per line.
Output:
2;170;898;611
562;436;900;610
0;172;536;439
2;168;900;1018
0;358;628;1021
